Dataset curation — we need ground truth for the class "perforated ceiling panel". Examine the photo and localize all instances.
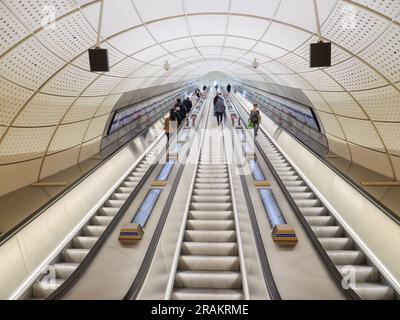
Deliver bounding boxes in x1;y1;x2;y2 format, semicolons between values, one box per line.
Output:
0;37;65;90
0;0;400;195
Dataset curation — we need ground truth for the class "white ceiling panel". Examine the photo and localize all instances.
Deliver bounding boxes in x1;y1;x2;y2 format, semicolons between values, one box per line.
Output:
227;15;267;39
134;0;184;21
253;42;287;59
262;22;311;51
108;27;156;55
230;0;280;18
163;37;194;52
147;17;190;42
185;0;230;13
82;0;141;38
188;14;228;35
275;0;337;32
132;45;169;63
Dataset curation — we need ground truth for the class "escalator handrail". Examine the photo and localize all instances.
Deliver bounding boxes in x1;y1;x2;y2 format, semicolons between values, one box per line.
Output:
0;86;194;247
228;93;360;300
234;82;400;226
47;92;208;300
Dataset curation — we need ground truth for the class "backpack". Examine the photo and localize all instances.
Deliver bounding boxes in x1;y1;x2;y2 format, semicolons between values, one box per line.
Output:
251;110;259;123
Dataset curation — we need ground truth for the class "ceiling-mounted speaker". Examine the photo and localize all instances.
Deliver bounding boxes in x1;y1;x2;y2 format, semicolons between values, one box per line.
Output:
310;41;331;67
88;48;109;72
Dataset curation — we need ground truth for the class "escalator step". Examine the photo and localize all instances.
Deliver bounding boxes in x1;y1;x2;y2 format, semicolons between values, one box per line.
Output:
171;288;243;300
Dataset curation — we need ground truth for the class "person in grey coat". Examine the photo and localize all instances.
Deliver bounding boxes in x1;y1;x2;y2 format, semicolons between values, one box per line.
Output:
214;96;226;126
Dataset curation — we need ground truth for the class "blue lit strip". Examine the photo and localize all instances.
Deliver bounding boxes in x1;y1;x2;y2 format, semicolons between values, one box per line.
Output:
258;189;287;227
156;160;174;180
132;189;162;227
249;159;265;181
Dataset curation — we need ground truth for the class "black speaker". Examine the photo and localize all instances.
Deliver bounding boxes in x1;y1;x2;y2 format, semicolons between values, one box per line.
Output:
88;48;109;72
310;42;331;67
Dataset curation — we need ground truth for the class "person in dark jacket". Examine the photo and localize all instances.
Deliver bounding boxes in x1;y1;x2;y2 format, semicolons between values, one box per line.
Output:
214;96;226;126
175;98;186;120
203;85;207;91
183;97;192;114
213;93;220;108
227;83;231;93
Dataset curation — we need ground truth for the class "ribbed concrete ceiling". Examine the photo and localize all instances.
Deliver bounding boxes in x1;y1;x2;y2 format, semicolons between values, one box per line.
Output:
0;0;399;196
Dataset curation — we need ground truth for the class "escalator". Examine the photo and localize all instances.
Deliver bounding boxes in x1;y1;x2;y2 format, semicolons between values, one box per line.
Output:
24;136;166;299
170;111;244;300
230;93;397;300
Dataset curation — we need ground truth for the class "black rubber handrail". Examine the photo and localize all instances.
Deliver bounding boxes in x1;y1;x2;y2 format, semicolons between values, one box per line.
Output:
48;92;209;300
124;92;212;300
226;124;281;300
0;87;193;247
234;83;400;226
228;94;360;300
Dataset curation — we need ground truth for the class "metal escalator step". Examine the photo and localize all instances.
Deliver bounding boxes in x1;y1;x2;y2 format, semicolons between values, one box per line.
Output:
351;282;395;300
197;169;227;174
178;256;240;271
98;207;119;216
126;176;142;182
33;278;64;299
184;230;236;242
117;187;134;193
175;271;242;289
181;242;238;256
106;200;125;207
300;207;327;216
192;189;230;196
191;195;232;203
91;215;113;226
312;226;344;237
186;220;235;231
194;183;230;189
295;199;321;207
290;192;315;199
286;186;310;192
82;225;106;237
53;263;79;279
188;211;233;220
196;178;229;183
327;250;366;265
111;193;129;200
196;173;228;178
305;216;336;226
272;166;292;171
72;236;97;249
280;175;300;181
190;203;233;211
198;165;226;169
276;171;297;176
336;265;379;282
171;288;243;300
62;248;89;263
319;237;353;250
121;181;137;188
283;180;306;187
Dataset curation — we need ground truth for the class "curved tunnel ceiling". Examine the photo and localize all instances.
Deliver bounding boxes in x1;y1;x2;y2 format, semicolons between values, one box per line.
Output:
0;0;399;195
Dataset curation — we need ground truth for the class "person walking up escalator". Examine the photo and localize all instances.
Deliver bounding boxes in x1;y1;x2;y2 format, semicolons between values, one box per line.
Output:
214;94;226;127
164;110;177;146
249;103;261;136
